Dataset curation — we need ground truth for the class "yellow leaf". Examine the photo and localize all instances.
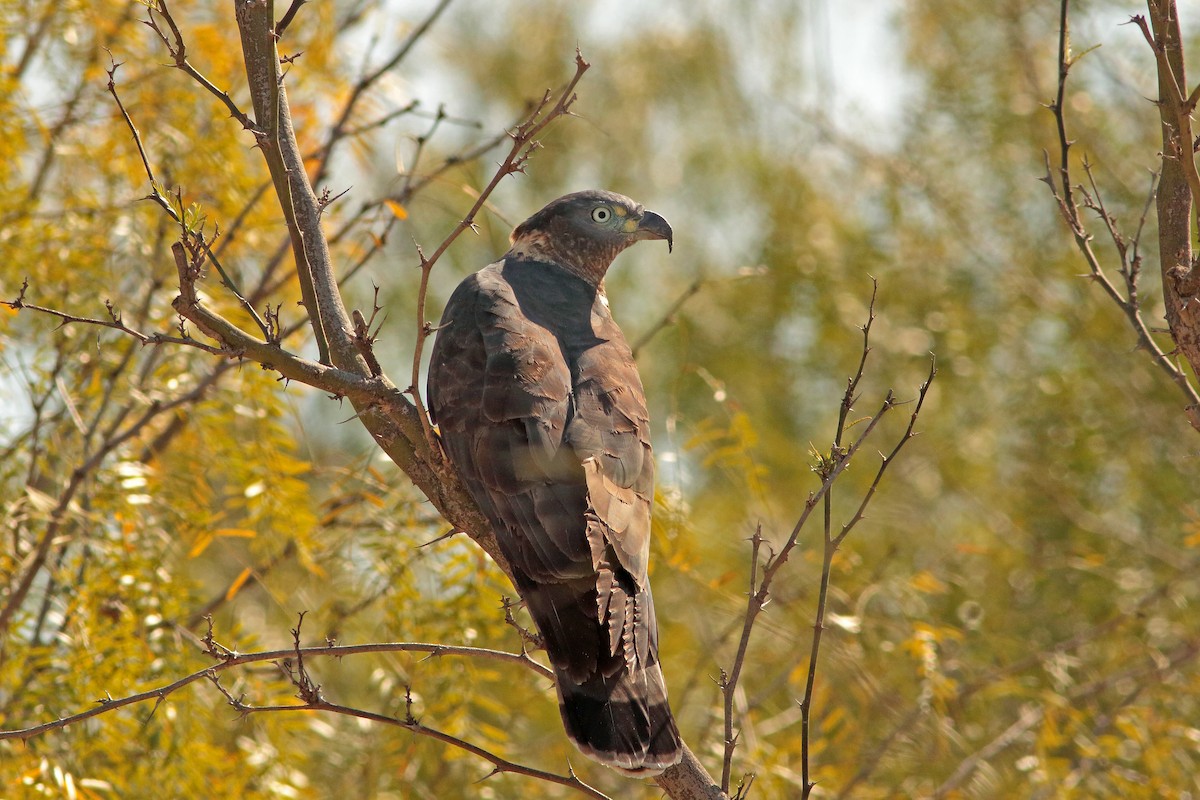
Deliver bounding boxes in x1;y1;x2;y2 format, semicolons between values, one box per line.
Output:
385;200;408;220
821;705;846;733
910;570;949;595
1183;527;1200;547
189;528;255;558
224;567;254;601
475;721;510;742
188;533;214;558
708;569;738;588
213;528;258;539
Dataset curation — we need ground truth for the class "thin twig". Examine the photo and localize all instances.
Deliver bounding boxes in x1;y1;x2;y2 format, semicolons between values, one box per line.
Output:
105;61;271;339
0;639;552;741
144;0;258;131
1132;10;1200;230
717;286;935;795
406;52;591;452
798;280;880;797
274;0;306;36
2;282;221;355
229;696;610;799
311;0;455;188
719;526;763;792
24;1;139;202
631;277;705;356
1041;0;1200;420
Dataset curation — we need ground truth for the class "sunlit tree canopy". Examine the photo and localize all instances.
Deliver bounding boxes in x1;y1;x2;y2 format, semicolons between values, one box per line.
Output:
2;0;1198;798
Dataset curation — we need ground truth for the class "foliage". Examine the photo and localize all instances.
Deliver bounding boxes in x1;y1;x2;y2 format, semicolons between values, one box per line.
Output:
1;0;1198;798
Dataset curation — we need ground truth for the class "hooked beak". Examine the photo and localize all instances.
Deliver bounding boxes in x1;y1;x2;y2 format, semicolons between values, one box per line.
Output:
635;210;674;253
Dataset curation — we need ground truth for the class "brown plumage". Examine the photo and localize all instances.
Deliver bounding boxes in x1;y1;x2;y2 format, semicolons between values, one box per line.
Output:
427;190;681;774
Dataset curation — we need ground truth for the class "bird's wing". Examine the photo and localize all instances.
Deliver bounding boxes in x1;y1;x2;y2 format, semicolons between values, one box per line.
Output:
568;300;654;584
428;259;678;773
429;262;589;585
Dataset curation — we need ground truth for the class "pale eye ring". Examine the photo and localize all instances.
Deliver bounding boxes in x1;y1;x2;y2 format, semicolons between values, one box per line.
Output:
591;207;611;223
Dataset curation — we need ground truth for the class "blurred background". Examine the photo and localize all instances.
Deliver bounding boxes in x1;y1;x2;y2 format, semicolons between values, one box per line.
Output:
2;0;1199;797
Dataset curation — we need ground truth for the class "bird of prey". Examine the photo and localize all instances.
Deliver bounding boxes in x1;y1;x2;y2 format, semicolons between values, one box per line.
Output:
427;190;682;774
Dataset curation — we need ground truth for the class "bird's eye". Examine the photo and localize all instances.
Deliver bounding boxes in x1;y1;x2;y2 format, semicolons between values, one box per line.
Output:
591;207;611;223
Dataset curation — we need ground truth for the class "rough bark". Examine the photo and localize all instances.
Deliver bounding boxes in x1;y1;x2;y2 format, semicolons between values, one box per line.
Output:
215;2;727;796
228;0;506;573
1148;0;1200;426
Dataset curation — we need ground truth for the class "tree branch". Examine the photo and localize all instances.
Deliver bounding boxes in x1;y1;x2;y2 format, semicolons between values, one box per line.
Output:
1043;0;1200;431
1143;0;1200;414
144;0;258;132
0;637;552;742
715;283;937;796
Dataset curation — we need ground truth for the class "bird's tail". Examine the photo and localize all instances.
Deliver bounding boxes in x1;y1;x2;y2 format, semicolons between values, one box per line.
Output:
520;570;683;774
554;660;682;775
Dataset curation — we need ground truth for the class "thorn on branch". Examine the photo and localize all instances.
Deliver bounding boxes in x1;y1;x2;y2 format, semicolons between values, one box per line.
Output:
1129;14;1157;51
317;185;352;216
501;596;543;651
283;611;324;706
201;615;238;662
351;308;383;377
403;684;418;725
264;303;283;344
4;277;30;309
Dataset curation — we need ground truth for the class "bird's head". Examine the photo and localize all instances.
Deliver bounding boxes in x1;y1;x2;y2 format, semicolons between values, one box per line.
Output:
508;190;673;285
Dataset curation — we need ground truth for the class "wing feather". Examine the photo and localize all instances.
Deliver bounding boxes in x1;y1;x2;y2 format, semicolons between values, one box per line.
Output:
428;256;679;773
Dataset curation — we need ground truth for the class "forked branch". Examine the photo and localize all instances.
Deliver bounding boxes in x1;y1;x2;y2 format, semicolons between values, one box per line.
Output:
1043;0;1200;431
717;283;937;795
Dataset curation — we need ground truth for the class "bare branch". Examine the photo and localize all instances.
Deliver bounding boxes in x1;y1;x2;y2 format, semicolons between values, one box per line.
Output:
1144;0;1200;417
716;284;935;797
2;283;220;355
105;65;271;339
1134;9;1200;221
0;639;552;742
403;53;591;446
274;0;307;37
632;277;705;356
144;0;258;131
1043;0;1200;430
312;0;455;188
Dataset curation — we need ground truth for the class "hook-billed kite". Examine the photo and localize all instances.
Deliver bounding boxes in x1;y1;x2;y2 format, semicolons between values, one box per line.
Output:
428;190;682;774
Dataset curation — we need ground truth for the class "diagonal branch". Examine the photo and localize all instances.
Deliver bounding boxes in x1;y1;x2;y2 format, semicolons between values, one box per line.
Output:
144;0;258;132
312;0;456;188
0;638;552;742
406;52;591;451
1043;0;1200;431
1142;0;1200;408
716;282;937;795
106;61;271;339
